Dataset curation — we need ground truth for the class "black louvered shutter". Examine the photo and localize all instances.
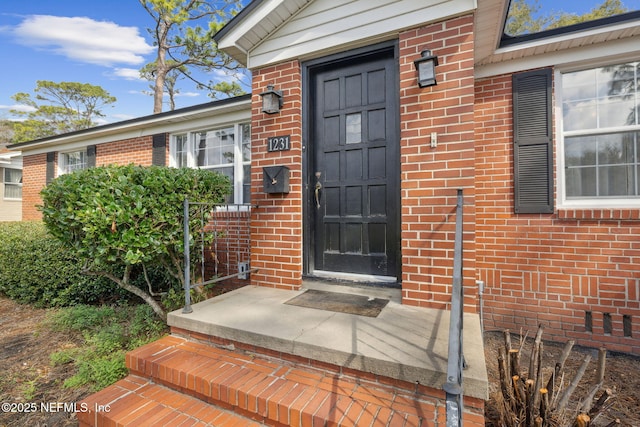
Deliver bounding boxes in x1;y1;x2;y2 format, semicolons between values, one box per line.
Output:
87;145;96;168
152;133;167;166
513;68;554;214
46;152;55;184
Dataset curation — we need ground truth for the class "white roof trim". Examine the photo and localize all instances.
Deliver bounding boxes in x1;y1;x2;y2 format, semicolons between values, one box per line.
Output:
0;152;22;167
475;35;640;78
247;0;477;69
0;152;21;160
216;0;314;66
496;17;640;56
216;0;477;69
12;97;251;154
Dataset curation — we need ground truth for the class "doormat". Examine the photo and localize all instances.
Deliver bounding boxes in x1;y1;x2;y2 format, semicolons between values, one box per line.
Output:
284;289;389;317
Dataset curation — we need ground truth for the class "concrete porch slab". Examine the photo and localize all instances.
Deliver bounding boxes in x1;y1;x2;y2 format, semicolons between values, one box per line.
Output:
167;284;488;400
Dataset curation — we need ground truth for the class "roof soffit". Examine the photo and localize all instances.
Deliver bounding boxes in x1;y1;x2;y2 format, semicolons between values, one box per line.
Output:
12;96;252;154
216;0;313;67
473;0;508;65
475;1;640;77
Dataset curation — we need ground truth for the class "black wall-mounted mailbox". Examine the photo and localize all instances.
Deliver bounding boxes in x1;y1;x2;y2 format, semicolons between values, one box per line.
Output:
263;166;290;194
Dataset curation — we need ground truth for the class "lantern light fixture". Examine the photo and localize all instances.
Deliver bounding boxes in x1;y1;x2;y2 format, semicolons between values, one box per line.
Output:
414;49;439;88
259;84;283;114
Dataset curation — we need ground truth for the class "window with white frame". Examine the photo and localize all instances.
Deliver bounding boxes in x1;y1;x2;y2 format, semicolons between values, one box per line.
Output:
59;150;87;175
174;134;189;168
561;61;640;203
3;168;22;200
170;123;251;204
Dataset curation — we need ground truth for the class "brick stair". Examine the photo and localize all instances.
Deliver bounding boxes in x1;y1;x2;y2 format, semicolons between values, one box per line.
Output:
77;335;450;426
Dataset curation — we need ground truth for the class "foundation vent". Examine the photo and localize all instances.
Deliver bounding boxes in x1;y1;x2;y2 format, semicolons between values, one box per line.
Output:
623;315;633;337
603;313;612;335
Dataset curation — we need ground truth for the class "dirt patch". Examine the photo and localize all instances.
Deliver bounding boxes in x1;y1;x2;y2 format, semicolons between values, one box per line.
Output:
0;298;92;427
484;330;640;426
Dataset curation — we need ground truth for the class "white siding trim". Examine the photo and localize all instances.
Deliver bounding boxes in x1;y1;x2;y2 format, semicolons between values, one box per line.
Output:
216;0;313;64
246;0;476;69
17;105;251;156
475;36;640;79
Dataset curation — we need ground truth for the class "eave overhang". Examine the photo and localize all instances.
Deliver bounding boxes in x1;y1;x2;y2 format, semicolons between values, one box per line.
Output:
475;3;640;78
213;0;313;67
10;95;252;153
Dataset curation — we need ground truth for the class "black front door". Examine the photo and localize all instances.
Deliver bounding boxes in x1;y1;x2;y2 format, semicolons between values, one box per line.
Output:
309;47;399;278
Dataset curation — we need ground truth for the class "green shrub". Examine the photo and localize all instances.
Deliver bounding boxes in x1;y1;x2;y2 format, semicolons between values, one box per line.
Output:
0;222;181;308
0;222;129;307
40;164;231;320
160;287;207;313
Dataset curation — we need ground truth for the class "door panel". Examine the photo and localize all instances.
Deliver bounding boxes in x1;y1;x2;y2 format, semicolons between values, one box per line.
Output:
311;49;398;278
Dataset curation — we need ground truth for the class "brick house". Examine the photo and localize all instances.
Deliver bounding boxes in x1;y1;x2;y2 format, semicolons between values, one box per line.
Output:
11;0;640;424
210;0;640;355
13;95;252;218
14;1;640;354
12;95;253;285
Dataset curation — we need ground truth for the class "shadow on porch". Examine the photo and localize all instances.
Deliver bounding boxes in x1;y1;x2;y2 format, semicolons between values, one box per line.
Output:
78;281;488;426
170;281;488;401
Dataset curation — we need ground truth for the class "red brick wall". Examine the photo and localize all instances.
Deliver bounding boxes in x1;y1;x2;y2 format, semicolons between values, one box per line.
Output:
250;61;304;290
475;73;640;354
95;136;156;166
246;16;480;306
21;135;166;220
22;153;50;221
22;134;252;291
203;210;252;290
398;15;478;311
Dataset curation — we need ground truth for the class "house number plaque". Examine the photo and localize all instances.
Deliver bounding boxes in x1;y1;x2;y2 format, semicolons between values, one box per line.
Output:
267;135;291;152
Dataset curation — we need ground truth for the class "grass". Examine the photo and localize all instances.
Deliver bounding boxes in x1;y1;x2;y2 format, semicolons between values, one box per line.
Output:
46;303;168;391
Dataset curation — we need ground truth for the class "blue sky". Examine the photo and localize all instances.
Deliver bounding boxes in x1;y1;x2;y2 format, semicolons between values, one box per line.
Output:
0;0;250;126
537;0;640;12
534;0;640;17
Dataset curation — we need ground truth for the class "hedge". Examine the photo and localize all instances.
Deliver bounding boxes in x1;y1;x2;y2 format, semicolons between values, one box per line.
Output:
0;222;131;307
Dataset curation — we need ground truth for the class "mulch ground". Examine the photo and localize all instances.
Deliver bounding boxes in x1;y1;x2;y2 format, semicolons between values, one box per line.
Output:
0;298;92;427
1;296;639;426
483;330;640;426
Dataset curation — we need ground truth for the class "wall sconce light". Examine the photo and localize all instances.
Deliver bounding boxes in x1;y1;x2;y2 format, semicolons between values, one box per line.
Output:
414;49;439;88
259;84;283;114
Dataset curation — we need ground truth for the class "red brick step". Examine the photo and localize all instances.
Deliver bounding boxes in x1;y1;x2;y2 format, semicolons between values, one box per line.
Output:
78;335;447;426
78;374;263;427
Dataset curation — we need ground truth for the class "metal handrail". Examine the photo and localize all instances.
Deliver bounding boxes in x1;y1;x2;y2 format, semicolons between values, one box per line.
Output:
182;198;255;314
443;189;465;426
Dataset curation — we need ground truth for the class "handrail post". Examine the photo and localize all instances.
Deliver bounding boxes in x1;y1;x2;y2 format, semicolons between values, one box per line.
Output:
183;198;193;314
444;188;464;426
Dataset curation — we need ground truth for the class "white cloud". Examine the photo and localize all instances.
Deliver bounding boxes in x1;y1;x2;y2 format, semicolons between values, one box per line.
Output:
93;117;109;125
175;92;201;98
209;68;231;79
112;68;143;80
12;15;153;67
127;89;201;98
0;104;37;113
111;113;137;121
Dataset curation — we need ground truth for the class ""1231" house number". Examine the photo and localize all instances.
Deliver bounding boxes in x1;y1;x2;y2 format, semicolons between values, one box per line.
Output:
267;135;291;152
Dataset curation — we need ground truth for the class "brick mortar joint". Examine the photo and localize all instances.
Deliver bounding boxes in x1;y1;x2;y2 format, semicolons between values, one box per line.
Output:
168;329;452;399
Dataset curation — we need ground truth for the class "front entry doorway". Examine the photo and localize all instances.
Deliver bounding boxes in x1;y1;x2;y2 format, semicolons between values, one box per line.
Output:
305;43;400;282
